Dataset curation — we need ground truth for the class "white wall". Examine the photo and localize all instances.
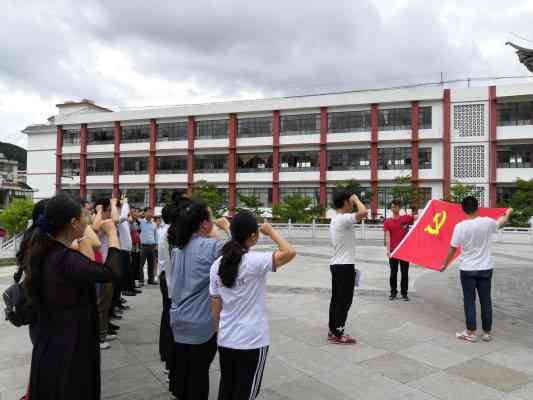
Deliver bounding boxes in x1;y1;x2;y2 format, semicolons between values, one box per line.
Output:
497;125;533;141
27;131;56;200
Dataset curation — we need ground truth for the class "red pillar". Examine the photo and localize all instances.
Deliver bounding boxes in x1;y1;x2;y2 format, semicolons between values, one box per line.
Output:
148;119;157;209
489;86;497;207
79;124;88;199
113;121;121;197
442;89;451;201
319;107;328;210
187;116;195;197
272;110;281;205
55;125;63;194
370;104;379;219
228;114;237;215
410;101;419;212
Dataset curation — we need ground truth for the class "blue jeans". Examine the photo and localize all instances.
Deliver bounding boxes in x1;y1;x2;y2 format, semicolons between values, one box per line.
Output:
460;269;493;332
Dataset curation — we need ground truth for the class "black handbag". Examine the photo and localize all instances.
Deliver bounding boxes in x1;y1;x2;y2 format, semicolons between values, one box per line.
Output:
2;271;34;327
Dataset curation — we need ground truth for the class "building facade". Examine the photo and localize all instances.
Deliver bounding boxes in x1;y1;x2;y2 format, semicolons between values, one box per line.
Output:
22;85;533;217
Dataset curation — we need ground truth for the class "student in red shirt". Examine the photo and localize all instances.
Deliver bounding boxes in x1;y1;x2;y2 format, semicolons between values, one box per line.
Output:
384;199;415;301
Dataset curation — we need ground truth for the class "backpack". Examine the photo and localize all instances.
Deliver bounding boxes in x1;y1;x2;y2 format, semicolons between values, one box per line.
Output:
2;272;34;327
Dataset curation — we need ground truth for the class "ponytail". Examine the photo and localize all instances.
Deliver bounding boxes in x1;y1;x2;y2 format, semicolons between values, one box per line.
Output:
169;201;210;249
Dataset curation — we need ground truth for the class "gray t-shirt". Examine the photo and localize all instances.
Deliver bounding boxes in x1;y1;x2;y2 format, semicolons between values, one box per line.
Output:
170;234;225;344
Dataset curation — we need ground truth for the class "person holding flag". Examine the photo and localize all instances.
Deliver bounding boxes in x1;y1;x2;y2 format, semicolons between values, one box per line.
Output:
441;196;512;343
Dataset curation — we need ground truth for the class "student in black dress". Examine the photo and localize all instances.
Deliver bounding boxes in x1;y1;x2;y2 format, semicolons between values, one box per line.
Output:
25;193;122;399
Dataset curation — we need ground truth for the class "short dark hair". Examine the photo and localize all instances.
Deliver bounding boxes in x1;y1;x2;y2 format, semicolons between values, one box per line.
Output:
461;196;478;215
332;190;352;209
390;199;402;208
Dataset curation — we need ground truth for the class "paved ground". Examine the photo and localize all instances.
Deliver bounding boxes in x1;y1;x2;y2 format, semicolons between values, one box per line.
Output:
1;238;533;399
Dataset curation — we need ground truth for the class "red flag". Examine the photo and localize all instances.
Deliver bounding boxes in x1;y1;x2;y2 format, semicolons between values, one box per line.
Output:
391;199;506;271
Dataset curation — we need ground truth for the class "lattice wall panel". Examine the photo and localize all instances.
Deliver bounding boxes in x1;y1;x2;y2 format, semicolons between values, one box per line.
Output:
472;186;486;208
453;104;485;137
453;145;485;178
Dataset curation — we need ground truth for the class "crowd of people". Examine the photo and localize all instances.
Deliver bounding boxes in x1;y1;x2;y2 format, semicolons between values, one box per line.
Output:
11;186;511;399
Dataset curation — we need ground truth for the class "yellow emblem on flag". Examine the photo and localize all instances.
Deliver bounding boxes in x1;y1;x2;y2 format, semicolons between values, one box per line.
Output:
424;211;447;236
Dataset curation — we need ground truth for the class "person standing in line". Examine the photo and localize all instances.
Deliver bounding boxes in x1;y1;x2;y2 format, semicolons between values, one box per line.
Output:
442;197;512;343
384;199;416;301
328;190;368;344
210;213;296;400
168;201;230;400
139;207;158;285
129;208;142;288
118;197;137;297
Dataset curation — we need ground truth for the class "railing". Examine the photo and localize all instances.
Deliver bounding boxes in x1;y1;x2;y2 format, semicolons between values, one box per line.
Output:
0;232;24;259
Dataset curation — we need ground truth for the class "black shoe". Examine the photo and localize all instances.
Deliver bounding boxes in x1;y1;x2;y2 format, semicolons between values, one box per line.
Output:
120;298;127;304
118;304;131;311
389;293;397;301
108;322;120;330
147;280;157;285
108;328;118;335
133;289;142;294
111;314;123;320
123;290;137;297
401;295;410;301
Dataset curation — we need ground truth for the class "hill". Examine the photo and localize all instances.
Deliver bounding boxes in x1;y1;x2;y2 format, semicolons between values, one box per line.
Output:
0;142;26;170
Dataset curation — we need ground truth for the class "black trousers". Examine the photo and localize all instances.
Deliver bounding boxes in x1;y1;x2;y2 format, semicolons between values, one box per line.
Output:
218;346;269;400
131;251;141;282
329;264;355;337
460;269;493;332
140;244;157;283
120;250;135;292
159;271;173;370
169;334;217;400
389;258;409;297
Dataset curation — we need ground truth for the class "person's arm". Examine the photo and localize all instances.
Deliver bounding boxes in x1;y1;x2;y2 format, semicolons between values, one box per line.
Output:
92;205;104;232
497;208;513;228
441;225;461;272
84;225;101;250
110;198;120;224
77;237;96;261
441;246;458;272
259;223;296;270
119;199;130;224
351;194;368;220
211;297;222;331
385;230;391;258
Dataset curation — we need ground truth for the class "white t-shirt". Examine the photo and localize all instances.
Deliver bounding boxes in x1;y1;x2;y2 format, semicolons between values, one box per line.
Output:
209;251;274;350
329;213;357;265
450;217;499;271
158;225;172;297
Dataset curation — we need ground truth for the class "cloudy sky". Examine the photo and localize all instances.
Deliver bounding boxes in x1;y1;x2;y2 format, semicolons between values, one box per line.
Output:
1;0;532;148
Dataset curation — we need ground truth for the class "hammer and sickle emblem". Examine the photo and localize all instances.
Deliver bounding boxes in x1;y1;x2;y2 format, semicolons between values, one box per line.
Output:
424;211;447;236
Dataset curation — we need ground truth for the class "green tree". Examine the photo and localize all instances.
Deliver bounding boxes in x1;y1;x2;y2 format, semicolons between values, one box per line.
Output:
450;180;476;203
272;194;322;223
236;193;264;217
390;175;419;211
192;181;227;217
0;198;34;236
506;179;533;227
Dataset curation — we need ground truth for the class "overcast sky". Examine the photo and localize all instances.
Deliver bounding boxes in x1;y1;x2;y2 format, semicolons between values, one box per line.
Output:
2;0;532;148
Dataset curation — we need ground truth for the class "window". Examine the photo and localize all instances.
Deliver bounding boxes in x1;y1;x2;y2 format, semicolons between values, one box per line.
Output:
378;108;411;131
238;117;272;138
158;122;187;141
328;149;370;170
280;114;320;136
418;148;432;169
60;189;81;198
126;189;147;208
196;120;228;140
378;187;432;209
327;187;371;207
378;147;411;170
121;125;150;143
120;157;149;175
62;159;80;177
87;158;114;175
497;101;533;126
156;188;186;207
497;144;533;168
156;156;187;173
280;151;319;171
280;187;320;207
237;153;273;172
63;129;80;146
496;186;516;206
194;154;228;172
417;188;432;208
328;110;371;133
418;107;432;129
237;188;272;207
87;189;113;203
88;127;114;145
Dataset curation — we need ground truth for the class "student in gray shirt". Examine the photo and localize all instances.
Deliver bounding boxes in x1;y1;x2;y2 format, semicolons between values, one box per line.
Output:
167;201;230;400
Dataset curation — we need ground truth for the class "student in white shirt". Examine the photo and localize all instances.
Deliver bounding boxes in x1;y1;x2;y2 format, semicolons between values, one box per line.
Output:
210;212;296;400
328;190;367;344
442;196;512;343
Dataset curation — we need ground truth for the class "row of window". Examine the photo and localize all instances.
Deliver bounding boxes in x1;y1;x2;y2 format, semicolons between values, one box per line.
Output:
497;144;533;168
497;101;533;127
61;148;433;177
61;107;434;145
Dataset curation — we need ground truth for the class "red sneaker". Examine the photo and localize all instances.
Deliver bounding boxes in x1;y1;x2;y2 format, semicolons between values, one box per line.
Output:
330;334;357;345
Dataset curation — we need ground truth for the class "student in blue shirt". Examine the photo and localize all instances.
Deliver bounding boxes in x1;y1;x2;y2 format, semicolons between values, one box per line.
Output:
138;207;158;284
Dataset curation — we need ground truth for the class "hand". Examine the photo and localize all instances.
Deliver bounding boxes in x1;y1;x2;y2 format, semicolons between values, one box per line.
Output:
440;265;448;273
387;250;391;258
111;198;118;207
506;208;513;217
101;219;117;236
96;205;103;214
214;217;230;232
259;223;275;237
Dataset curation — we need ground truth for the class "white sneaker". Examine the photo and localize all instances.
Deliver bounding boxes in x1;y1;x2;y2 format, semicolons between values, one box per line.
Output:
100;341;111;350
481;333;492;342
106;334;119;342
456;331;477;343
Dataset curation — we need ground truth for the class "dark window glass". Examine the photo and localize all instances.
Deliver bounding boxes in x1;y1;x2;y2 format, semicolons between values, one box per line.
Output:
63;129;80;145
497;101;533;126
496;186;516;205
237;188;272;207
280;114;320;136
328;149;370;170
377;187;432;209
126;189;147;208
280;151;319;171
196;120;228;140
62;159;80;177
418;148;432;169
157;122;187;141
156;188;186;207
328;110;371;133
87;189;113;202
418;107;432;129
121;125;150;143
378;147;411;170
238;117;272;138
194;154;228;172
237;153;273;172
378;108;411;131
497;144;533;168
120;157;149;175
88;127;114;145
156;156;187;173
327;186;371;207
87;158;114;175
280;187;320;206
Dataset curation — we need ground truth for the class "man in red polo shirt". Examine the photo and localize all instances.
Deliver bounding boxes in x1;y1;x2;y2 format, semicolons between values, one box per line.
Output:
384;199;416;301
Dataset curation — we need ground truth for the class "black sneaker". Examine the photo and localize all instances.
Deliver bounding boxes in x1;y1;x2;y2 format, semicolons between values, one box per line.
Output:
108;322;120;330
123;290;137;297
389;294;397;301
401;295;410;301
118;304;130;311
